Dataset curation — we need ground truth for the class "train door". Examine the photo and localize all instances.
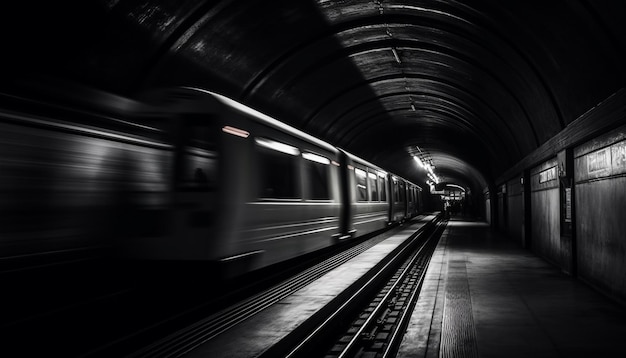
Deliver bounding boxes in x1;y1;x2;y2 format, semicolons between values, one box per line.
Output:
408;186;416;217
400;181;407;219
391;176;403;222
378;171;388;224
339;151;353;238
169;114;219;259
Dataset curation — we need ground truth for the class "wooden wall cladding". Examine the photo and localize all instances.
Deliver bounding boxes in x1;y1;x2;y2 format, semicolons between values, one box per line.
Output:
530;158;561;265
575;124;626;301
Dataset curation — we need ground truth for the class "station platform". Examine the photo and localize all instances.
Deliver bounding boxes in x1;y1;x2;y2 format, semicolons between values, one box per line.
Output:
399;216;626;358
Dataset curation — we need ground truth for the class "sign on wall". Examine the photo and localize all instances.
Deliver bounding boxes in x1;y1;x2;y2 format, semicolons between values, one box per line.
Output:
539;166;557;183
587;147;611;177
581;140;626;180
612;140;626;175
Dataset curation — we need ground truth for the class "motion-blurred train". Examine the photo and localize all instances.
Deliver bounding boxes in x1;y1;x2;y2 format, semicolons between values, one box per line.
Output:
0;85;422;275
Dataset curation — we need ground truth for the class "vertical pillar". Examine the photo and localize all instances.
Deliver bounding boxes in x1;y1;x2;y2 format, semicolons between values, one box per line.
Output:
499;183;508;233
522;170;532;250
489;184;498;228
558;149;576;276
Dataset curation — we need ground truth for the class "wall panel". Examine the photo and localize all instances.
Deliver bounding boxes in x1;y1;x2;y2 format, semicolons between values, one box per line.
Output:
506;177;524;245
530;158;561;266
575;125;626;300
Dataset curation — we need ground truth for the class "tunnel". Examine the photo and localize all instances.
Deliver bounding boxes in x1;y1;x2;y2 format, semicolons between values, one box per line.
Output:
1;1;626;357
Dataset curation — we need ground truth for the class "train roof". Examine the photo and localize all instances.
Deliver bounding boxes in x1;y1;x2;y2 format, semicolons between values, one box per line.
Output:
183;87;338;154
143;86;421;188
340;149;386;173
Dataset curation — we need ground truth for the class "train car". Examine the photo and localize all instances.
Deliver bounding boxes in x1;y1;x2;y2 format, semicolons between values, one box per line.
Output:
0;83;424;277
388;175;423;222
389;174;408;223
341;150;391;240
123;87;349;275
405;180;423;219
128;87;423;275
0;86;172;259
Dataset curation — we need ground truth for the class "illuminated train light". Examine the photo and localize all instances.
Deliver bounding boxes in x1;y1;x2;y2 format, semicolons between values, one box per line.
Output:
222;125;250;138
302;152;330;165
355;168;367;177
255;138;300;155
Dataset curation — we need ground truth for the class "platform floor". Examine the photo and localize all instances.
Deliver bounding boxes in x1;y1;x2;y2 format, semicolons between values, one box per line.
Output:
399;216;626;358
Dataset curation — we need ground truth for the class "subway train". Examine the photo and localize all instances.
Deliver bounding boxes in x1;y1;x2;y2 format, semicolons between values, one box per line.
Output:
0;85;422;276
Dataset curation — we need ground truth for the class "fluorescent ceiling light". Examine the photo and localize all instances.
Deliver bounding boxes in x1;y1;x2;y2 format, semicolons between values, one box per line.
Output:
447;184;466;191
391;47;401;64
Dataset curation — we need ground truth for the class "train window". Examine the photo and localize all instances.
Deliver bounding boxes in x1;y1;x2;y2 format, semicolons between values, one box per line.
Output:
379;173;387;202
355;168;368;201
178;149;218;191
256;138;300;199
303;152;330;200
393;179;400;202
368;171;379;201
176;117;218;191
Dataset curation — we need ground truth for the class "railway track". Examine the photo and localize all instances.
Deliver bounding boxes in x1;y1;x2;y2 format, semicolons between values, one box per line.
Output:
261;216;446;358
86;215;438;358
323;219;445;358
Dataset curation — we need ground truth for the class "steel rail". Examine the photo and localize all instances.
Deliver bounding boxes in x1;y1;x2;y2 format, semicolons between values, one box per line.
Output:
337;238;431;358
282;217;441;358
381;220;446;358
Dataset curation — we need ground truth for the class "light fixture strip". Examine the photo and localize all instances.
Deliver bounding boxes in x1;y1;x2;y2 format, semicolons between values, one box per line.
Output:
222;125;250;138
391;47;401;64
255;138;300;156
302;152;330;165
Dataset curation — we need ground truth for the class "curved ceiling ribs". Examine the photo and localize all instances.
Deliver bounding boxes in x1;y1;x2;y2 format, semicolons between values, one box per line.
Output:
300;43;534;152
233;0;550;189
338;95;506;157
314;88;514;159
11;0;623;196
132;0;568;191
247;19;542;149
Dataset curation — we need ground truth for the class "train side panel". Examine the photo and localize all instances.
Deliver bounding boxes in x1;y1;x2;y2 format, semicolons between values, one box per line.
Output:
216;110;343;274
0;99;176;260
342;153;390;238
389;175;408;222
406;183;421;218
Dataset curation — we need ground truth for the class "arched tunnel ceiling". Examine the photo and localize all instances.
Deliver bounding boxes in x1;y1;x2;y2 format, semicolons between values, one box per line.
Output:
4;0;626;194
